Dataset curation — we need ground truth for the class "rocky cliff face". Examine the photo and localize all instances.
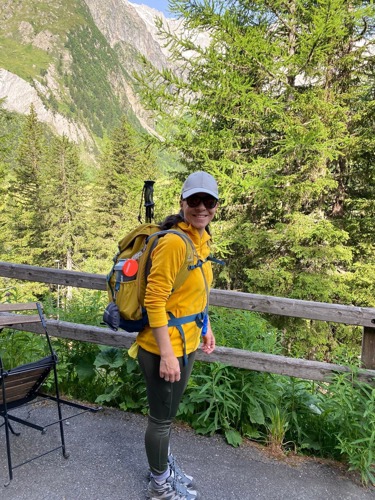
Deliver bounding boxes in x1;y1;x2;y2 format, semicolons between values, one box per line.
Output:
85;0;172;70
0;68;91;143
0;0;190;144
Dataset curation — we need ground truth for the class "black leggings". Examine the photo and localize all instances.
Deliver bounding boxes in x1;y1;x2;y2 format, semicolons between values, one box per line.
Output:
137;346;196;475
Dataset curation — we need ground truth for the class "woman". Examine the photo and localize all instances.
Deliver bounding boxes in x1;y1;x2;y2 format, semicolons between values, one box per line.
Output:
136;171;219;500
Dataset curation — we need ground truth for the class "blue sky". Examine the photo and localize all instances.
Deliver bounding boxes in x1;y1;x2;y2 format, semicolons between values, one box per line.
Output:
131;0;172;16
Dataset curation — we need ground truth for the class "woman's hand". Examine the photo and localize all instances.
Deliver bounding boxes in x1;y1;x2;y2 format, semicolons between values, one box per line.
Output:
201;319;216;354
153;325;181;382
160;353;181;383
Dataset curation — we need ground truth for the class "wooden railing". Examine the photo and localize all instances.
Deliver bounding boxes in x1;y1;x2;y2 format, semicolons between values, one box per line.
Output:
0;261;374;384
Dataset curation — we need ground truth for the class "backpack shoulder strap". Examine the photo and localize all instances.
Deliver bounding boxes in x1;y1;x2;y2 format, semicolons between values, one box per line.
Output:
137;228;197;306
162;229;197;292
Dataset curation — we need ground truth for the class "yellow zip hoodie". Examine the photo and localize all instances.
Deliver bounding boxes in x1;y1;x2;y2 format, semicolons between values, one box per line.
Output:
136;221;213;357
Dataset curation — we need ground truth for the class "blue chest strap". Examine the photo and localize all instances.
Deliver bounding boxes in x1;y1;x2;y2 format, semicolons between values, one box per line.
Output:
167;311;205;366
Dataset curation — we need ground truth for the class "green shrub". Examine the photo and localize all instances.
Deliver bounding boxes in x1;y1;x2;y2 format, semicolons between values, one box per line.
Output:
320;370;375;486
210;307;282;354
178;362;280;446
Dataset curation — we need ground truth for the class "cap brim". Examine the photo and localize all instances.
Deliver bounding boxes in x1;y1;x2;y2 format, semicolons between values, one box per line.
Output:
182;188;218;199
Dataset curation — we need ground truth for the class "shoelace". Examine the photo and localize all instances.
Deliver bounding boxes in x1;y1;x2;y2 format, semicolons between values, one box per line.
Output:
172;477;196;499
169;476;187;500
169;455;192;483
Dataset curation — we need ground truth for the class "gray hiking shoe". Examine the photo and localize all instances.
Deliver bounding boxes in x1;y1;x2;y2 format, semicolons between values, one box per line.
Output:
168;454;195;489
147;475;198;500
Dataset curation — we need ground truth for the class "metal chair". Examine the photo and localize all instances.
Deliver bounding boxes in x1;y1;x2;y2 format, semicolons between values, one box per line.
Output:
0;302;99;486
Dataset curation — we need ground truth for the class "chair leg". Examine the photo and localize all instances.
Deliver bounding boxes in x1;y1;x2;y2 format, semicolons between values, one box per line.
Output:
1;373;14;486
52;365;69;459
6;414;45;432
3;415;13;486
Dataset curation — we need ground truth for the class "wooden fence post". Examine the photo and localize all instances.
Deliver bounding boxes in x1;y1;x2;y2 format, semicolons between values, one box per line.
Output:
361;326;375;369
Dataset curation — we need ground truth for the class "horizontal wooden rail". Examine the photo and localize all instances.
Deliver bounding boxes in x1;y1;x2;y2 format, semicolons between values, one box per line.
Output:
1;261;375;326
4;316;375;384
210;290;375;327
0;314;41;326
0;261;374;374
0;261;106;290
0;302;38;311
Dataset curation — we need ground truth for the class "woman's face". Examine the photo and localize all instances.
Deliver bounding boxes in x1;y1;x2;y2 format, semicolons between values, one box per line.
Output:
180;192;218;235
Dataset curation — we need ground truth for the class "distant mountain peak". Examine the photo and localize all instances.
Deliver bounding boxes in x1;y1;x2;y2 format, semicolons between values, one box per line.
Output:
129;1;170;19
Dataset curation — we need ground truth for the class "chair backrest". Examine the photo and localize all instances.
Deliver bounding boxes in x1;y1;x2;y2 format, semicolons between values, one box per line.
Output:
0;355;55;411
0;302;42;327
0;302;56;411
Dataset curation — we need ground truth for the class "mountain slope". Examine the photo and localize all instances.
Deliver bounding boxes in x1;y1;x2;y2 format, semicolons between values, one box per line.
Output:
0;0;178;145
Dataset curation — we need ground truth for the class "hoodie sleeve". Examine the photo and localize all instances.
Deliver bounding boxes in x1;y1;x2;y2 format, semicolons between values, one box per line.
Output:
144;233;187;328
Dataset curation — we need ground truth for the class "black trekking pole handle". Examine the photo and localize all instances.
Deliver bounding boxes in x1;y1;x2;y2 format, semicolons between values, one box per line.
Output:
139;180;155;224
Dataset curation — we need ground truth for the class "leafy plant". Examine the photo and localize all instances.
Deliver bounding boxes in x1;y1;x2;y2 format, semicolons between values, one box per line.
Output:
275;378;324;453
265;406;289;455
210;307;282;354
46;288;106;325
0;330;48;369
321;370;375;486
92;346;147;412
179;362;276;447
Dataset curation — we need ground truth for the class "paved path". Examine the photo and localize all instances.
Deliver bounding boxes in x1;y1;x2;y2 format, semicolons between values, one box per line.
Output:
0;402;374;500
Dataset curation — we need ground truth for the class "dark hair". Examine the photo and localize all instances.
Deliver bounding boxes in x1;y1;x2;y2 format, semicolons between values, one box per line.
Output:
158;213;184;230
158;210;212;236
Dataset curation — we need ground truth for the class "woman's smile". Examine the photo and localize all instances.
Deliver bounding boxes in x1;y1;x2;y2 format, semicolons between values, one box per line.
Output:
180;194;218;235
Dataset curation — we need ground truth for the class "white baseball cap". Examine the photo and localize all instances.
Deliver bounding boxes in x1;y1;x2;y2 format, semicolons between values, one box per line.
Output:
181;171;219;199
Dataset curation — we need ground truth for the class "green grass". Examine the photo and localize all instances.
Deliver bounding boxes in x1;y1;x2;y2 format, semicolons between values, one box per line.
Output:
0;0;88;37
0;37;51;81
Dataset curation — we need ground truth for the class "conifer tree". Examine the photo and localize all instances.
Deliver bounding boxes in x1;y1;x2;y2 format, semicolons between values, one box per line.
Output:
5;105;46;265
41;134;89;271
137;1;375;298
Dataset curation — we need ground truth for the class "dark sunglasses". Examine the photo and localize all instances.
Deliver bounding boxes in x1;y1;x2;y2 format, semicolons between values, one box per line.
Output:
184;195;218;209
